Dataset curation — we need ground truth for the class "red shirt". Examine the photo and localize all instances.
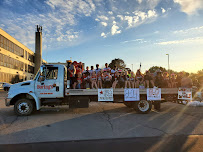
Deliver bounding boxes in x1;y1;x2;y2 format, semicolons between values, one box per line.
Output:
70;69;74;77
83;75;89;81
91;75;97;80
76;67;81;74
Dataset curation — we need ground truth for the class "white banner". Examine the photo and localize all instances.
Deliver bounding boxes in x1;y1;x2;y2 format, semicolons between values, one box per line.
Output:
124;88;140;101
98;89;114;101
178;88;192;100
147;88;161;101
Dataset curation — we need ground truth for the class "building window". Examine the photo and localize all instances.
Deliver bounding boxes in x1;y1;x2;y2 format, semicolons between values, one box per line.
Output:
25;51;27;60
0;35;3;48
25;64;28;72
0;53;3;66
0;35;2;48
0;34;25;58
28;53;34;62
28;65;34;74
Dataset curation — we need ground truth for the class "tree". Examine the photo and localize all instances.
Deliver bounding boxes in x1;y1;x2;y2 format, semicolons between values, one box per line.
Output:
148;66;167;73
109;58;126;69
189;69;203;84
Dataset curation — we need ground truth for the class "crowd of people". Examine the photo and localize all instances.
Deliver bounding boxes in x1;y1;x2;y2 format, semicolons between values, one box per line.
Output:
68;61;194;89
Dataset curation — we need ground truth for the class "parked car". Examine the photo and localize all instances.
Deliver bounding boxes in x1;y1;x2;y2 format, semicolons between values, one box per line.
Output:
1;82;12;91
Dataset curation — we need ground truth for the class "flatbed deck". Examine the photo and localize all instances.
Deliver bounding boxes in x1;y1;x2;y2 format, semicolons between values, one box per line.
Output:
66;88;179;96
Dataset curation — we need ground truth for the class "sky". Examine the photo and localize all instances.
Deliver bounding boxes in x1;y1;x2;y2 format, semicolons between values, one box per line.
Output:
0;0;203;73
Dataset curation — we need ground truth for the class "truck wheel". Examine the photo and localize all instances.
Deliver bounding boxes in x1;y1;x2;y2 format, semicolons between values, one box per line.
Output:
123;101;134;108
14;98;34;116
154;101;161;111
134;100;152;114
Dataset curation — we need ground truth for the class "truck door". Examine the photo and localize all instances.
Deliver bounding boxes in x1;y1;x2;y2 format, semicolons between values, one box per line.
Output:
35;66;64;98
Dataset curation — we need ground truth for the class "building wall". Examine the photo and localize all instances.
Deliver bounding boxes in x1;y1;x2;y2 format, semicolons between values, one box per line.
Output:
0;28;45;83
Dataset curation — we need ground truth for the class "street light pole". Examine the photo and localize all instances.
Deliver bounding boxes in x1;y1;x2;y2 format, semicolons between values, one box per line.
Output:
166;54;170;74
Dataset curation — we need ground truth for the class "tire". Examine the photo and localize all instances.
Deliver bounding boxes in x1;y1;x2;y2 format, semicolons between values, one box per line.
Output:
123;101;134;108
134;100;152;114
14;98;34;116
154;101;161;111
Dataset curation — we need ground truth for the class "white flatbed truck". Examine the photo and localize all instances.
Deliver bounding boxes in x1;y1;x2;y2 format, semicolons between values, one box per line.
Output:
5;64;178;116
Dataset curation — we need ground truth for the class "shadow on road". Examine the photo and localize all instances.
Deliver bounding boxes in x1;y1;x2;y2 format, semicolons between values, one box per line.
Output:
0;102;202;152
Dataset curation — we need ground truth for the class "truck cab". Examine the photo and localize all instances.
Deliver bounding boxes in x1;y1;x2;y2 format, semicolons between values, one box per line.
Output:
5;64;67;116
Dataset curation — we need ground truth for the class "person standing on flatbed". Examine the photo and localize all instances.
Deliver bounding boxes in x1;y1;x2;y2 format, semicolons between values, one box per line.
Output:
181;73;193;88
68;61;76;89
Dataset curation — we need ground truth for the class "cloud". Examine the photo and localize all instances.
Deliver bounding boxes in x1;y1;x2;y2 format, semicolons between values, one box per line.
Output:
174;0;203;15
161;7;166;13
121;39;144;44
56;30;79;42
108;11;113;15
124;10;157;28
154;31;159;34
0;0;98;50
117;15;124;20
156;37;203;45
3;0;12;5
46;0;96;16
173;26;203;34
97;15;109;21
101;32;107;38
100;22;108;26
124;16;139;28
111;21;121;35
147;10;157;18
137;0;142;4
0;0;163;50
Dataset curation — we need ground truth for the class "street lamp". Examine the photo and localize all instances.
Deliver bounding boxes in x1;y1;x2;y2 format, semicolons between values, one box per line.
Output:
166;54;170;74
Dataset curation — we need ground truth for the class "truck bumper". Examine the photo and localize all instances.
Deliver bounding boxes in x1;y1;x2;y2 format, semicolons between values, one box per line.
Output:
5;98;11;106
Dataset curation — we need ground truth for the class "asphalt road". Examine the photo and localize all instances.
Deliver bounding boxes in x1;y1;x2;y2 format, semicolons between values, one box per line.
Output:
0;90;203;151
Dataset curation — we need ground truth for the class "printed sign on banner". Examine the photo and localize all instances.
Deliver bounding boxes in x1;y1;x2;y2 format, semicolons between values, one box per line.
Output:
147;88;161;101
178;88;192;100
98;89;113;101
124;88;140;101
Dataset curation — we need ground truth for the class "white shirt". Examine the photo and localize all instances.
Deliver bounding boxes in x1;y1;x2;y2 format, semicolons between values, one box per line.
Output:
95;68;101;74
103;67;111;72
111;69;117;76
89;70;95;75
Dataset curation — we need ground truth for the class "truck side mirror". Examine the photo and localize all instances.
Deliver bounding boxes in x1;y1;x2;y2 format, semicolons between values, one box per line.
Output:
40;66;43;76
39;66;45;82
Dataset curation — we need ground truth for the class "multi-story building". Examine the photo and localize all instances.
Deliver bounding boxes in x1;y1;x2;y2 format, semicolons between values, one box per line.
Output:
0;28;45;83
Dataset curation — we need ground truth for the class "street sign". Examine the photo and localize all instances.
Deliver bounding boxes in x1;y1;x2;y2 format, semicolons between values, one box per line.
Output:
178;88;192;100
98;89;113;101
124;88;140;101
147;88;161;100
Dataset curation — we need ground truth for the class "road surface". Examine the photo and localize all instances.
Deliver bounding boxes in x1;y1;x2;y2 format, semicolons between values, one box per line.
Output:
0;90;202;151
